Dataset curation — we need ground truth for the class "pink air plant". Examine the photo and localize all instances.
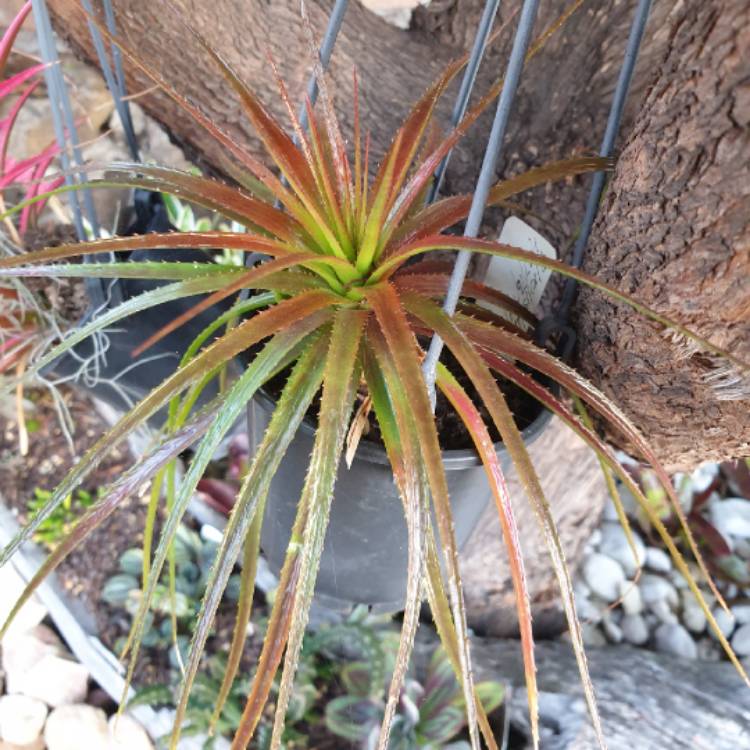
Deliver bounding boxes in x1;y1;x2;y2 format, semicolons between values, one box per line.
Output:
1;1;63;240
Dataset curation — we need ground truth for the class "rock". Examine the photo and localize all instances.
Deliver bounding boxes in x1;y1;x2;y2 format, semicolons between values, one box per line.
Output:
107;714;154;750
0;695;48;746
708;607;736;641
580;621;607;647
640;574;679;608
650;599;678;625
2;626;65;693
12;650;89;707
359;0;428;29
598;522;646;577
617;579;643;615
696;637;722;662
44;705;108;750
731;624;750;657
0;566;48;642
690;463;719;494
733;538;750;559
573;593;603;625
654;623;697;659
601;614;623;644
582;553;626;603
621;614;650;645
0;738;45;750
709;498;750;540
682;598;707;633
645;547;672;573
732;603;750;624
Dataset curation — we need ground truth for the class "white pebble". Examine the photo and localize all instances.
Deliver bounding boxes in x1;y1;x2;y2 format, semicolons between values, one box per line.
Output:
709;498;750;539
731;623;750;657
654;623;697;659
601;613;623;644
0;694;48;745
621;614;649;645
645;547;672;573
682;598;707;634
650;598;678;625
581;622;607;648
640;574;679;608
731;603;750;625
599;523;645;577
582;553;626;603
617;579;643;615
708;607;736;641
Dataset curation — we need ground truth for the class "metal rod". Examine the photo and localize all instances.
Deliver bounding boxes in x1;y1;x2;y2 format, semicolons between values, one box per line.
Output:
422;0;541;397
428;0;501;204
81;0;140;161
556;0;652;321
33;0;107;308
297;0;349;137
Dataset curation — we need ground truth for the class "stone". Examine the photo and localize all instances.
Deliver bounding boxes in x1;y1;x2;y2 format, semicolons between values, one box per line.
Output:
11;650;89;707
731;603;750;624
107;714;154;750
574;594;603;625
621;614;649;645
696;637;722;662
580;622;606;648
359;0;428;29
617;579;643;615
44;705;108;750
650;599;679;625
2;627;65;693
601;614;623;644
645;547;672;573
708;607;736;641
709;498;750;540
0;738;45;750
582;553;626;603
0;566;48;642
0;695;48;746
682;598;707;634
731;623;750;657
598;523;645;577
654;623;697;660
640;574;679;608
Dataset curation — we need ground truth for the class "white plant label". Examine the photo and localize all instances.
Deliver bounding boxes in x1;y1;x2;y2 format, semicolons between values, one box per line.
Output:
481;216;556;328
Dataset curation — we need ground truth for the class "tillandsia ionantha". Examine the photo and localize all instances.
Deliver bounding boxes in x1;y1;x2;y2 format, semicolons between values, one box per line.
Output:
0;4;749;750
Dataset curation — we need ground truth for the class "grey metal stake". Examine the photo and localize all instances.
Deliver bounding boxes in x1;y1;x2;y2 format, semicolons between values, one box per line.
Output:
297;0;349;138
81;0;140;162
555;0;653;324
422;0;541;399
32;0;106;308
428;0;501;204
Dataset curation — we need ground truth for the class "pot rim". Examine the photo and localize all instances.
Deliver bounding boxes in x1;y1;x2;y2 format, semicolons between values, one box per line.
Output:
253;383;553;470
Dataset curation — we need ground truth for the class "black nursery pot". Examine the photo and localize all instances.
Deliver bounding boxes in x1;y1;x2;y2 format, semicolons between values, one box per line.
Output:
49;192;237;417
253;385;553;613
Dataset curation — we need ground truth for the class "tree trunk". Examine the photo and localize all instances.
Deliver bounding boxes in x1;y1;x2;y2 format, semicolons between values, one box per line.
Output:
43;0;749;469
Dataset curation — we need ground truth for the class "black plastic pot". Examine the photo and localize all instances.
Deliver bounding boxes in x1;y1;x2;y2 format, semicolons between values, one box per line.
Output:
49;192;237;418
251;388;553;613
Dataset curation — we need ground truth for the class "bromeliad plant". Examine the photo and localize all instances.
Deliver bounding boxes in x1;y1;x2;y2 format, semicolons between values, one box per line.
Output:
1;7;749;750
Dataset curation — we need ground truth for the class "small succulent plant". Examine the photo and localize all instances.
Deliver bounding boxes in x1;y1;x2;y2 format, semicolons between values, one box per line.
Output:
27;487;97;549
103;523;240;666
325;646;504;750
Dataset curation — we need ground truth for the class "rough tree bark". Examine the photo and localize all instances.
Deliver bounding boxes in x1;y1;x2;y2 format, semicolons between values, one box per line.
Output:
44;0;748;469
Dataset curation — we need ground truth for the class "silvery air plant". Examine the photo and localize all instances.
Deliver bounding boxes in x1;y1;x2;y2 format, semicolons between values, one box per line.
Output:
1;7;748;750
